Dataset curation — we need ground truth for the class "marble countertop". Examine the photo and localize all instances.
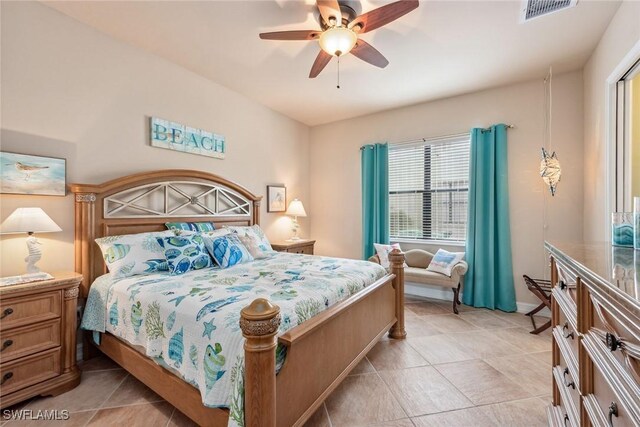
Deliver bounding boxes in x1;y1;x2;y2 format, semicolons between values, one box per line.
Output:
545;240;640;307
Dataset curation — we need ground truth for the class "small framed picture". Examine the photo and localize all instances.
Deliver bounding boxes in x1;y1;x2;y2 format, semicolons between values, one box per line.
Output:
267;185;286;213
0;152;67;196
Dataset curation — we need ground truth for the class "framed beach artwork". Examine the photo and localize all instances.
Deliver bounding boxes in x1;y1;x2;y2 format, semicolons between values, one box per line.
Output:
0;152;66;196
267;185;286;213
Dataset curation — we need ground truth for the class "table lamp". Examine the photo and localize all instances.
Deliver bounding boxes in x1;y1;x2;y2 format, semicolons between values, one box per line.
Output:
0;207;61;274
286;199;307;241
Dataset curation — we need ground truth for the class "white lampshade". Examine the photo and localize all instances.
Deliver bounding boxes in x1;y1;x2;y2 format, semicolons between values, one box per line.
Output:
286;199;307;217
319;27;357;57
0;208;62;234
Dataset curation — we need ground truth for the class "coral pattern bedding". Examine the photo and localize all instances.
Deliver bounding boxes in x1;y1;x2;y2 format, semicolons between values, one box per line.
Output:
81;252;386;426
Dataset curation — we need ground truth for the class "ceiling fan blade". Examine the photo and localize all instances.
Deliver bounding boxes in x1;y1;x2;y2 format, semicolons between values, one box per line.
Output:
350;40;389;68
317;0;342;26
259;30;321;40
349;0;419;33
309;50;333;78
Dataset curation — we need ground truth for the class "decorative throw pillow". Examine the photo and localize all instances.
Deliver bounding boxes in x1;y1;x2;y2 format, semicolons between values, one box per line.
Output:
226;225;273;252
237;234;270;259
156;234;213;275
203;233;254;269
373;243;401;269
427;249;465;277
165;221;216;233
96;230;175;278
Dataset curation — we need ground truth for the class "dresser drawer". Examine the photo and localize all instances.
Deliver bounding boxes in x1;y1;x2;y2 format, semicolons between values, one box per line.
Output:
290;246;313;255
554;259;578;306
0;291;61;331
557;306;579;361
0;319;61;363
0;348;61;397
547;404;570;427
590;363;638;427
553;364;580;426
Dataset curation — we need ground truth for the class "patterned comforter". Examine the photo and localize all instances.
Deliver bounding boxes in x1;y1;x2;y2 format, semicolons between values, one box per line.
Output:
81;252;386;426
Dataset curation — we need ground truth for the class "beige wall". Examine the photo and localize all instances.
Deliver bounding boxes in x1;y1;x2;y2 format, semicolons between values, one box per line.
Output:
632;76;640;198
309;72;585;305
0;2;310;276
582;0;640;241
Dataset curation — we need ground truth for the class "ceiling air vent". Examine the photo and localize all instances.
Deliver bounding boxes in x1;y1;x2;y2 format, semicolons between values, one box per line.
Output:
520;0;578;22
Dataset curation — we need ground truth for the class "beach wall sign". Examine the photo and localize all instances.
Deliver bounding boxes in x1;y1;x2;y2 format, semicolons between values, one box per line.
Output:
150;117;225;159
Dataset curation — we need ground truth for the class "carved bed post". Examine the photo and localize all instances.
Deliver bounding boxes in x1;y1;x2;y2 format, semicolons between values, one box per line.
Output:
74;192;96;296
388;249;407;339
240;298;281;427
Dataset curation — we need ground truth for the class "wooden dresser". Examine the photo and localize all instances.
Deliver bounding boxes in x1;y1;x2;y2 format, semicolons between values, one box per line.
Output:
0;272;82;408
546;242;640;427
271;239;315;255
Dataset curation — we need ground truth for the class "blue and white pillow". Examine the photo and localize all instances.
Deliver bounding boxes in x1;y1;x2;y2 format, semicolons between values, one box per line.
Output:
203;233;254;269
96;231;175;278
225;225;273;252
156;234;214;275
427;249;465;277
165;221;216;233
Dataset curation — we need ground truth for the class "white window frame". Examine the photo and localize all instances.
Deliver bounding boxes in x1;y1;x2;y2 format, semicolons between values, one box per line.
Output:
388;133;471;245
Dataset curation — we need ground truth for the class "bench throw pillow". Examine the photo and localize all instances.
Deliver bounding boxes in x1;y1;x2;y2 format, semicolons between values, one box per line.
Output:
203;233;254;269
427;249;465;277
96;230;175;278
373;243;401;269
156;234;214;275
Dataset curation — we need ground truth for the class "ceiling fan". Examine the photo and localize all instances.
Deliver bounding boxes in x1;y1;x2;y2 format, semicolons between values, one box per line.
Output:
259;0;419;79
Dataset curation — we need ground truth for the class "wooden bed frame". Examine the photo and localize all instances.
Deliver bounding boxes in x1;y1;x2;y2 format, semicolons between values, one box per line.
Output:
71;169;406;427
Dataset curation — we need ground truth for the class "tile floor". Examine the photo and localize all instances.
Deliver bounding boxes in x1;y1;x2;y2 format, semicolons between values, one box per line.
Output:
1;297;552;427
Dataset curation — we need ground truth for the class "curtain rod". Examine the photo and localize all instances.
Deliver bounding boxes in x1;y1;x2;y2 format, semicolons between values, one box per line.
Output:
391;124;515;146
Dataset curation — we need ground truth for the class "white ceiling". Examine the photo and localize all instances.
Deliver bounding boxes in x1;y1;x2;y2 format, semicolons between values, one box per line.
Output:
43;0;620;126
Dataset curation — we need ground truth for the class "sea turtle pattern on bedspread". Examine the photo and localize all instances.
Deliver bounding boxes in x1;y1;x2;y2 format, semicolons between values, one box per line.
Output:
81;252;386;427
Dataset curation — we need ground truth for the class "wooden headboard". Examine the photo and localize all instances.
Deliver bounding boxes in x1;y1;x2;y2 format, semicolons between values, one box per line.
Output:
71;169;262;297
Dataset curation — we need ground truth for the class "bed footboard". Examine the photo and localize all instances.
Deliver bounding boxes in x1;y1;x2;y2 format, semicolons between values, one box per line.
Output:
240;251;406;427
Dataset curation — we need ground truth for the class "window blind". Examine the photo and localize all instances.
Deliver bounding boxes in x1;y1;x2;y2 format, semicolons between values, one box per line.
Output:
389;134;471;242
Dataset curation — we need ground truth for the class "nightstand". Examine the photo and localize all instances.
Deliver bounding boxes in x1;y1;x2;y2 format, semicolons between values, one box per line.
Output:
271;239;315;255
0;272;82;408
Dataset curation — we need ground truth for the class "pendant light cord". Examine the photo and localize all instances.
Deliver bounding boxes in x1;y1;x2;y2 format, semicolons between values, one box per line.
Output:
542;66;552;280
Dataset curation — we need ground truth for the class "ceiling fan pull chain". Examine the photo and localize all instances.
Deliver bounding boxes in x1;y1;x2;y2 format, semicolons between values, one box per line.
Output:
337;56;340;89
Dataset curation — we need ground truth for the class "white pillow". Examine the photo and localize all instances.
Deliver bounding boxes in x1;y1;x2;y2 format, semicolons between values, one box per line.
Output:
225;225;273;252
427;249;465;277
373;243;401;269
95;230;175;278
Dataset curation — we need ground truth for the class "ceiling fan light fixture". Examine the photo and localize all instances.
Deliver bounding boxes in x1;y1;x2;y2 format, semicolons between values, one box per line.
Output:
319;26;357;57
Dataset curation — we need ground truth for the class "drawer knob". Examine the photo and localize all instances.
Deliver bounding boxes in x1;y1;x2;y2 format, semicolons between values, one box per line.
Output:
563;414;570;426
565;330;575;340
0;308;13;320
608;402;618;426
559;280;567;290
0;372;13;385
0;339;13;352
606;332;621;352
563;367;575;389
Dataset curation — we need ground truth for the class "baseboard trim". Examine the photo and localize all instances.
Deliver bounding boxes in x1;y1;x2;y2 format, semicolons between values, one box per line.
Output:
405;282;550;317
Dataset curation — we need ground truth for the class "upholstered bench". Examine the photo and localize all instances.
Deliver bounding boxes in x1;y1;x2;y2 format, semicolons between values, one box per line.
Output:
369;249;468;314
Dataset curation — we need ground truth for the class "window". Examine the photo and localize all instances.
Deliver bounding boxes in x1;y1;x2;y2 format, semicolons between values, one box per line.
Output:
389;134;470;242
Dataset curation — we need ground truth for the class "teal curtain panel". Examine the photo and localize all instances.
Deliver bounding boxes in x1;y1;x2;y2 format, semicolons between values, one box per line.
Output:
361;143;390;259
463;125;517;312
